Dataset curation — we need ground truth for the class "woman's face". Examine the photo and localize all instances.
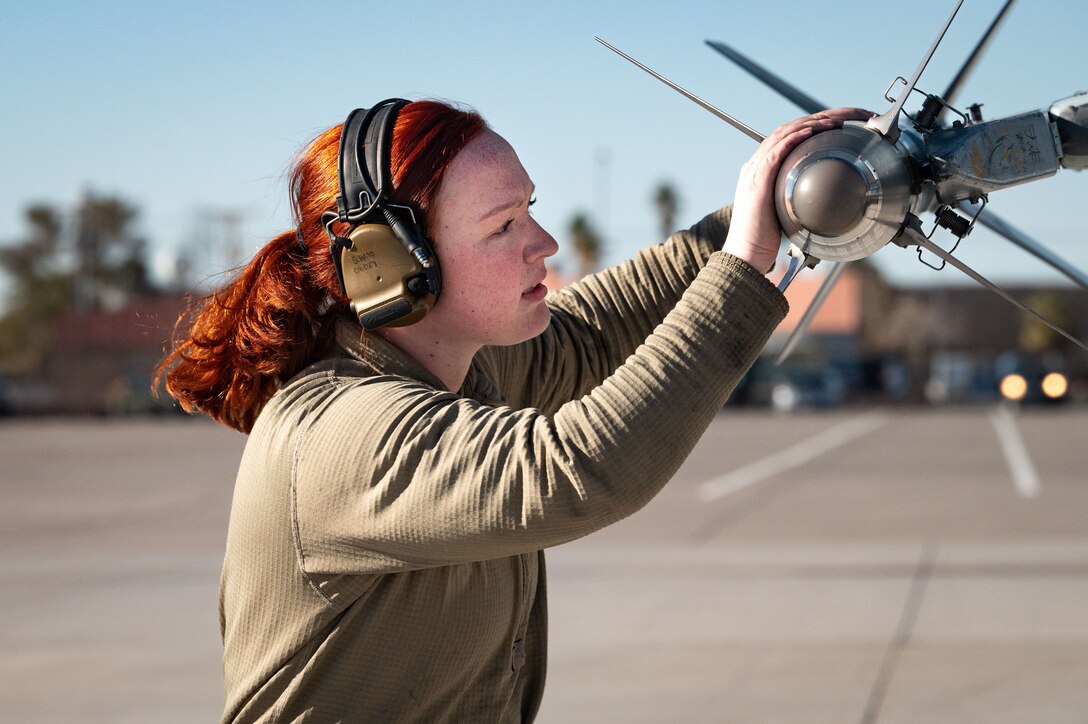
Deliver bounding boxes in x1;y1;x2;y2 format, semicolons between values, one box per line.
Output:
427;130;559;348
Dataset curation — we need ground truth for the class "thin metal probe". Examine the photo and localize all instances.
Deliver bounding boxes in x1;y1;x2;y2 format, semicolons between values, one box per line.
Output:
867;0;965;140
595;37;766;143
775;261;847;365
904;227;1088;353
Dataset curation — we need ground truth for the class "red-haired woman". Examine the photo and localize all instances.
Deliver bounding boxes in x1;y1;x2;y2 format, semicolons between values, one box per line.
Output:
158;100;867;722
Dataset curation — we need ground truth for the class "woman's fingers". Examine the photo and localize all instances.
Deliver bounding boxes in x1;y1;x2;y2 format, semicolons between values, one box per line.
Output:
747;108;873;193
722;108;874;274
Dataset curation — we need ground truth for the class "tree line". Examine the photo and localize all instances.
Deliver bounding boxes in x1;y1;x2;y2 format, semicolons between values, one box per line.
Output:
0;181;683;379
0;192;156;376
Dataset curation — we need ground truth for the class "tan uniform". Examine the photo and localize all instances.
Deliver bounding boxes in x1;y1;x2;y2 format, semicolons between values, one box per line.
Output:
219;207;788;722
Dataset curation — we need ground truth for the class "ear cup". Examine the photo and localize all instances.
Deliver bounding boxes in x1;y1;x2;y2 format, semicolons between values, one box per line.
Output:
340;222;436;329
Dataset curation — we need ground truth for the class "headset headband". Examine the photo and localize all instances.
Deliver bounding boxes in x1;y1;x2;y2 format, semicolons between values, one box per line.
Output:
336;98;410;223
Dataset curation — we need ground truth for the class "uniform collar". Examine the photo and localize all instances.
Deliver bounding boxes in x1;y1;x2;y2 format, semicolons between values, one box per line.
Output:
333;319;503;405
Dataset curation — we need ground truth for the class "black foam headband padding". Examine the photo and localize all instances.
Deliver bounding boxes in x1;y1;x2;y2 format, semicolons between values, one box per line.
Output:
337;98;409;222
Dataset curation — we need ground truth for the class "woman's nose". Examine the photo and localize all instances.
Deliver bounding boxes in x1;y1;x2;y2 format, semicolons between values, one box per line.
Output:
526;218;559;262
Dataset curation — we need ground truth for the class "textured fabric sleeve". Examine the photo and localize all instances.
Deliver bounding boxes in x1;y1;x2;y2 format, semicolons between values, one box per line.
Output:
291;252;787;575
482;206;733;414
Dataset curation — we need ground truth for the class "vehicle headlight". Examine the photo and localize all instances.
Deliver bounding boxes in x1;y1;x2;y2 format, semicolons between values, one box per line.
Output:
1041;372;1068;399
1000;374;1028;401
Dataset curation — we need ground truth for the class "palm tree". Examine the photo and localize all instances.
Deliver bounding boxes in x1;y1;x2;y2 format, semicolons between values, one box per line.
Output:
653;182;679;240
74;192;152;308
568;213;602;278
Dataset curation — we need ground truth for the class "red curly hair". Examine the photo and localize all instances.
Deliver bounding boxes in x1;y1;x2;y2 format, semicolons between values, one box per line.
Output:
155;101;487;432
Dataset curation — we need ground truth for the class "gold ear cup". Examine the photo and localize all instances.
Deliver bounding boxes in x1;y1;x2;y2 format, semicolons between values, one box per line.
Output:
341;224;435;329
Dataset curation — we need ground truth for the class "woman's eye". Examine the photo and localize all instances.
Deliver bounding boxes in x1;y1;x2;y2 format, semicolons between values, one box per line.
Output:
493;197;536;236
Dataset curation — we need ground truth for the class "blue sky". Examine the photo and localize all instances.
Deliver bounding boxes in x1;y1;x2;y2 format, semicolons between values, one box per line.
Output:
1;0;1085;294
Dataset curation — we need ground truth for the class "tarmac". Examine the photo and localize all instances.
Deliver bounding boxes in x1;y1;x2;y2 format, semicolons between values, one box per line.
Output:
1;406;1086;723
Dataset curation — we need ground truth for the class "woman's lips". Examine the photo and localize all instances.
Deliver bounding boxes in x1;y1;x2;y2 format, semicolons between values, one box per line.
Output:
521;282;548;302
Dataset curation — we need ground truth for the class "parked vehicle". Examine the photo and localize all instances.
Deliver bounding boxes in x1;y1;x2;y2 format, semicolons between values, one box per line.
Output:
995;351;1069;404
729;358;848;411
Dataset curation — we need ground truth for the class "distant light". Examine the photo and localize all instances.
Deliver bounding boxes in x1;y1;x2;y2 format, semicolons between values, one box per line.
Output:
1042;372;1069;399
1000;374;1028;401
771;383;799;412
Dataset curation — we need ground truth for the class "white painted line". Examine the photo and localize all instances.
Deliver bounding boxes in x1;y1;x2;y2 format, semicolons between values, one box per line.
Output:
699;411;890;501
989;404;1041;498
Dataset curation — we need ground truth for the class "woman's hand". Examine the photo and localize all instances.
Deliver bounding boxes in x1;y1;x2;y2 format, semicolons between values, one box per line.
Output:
722;108;873;274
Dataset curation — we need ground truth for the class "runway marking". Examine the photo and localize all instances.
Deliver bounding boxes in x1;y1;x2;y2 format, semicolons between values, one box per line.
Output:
699;411;890;501
858;542;939;724
989;404;1041;498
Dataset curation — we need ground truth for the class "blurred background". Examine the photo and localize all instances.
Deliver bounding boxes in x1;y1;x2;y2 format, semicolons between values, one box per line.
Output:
1;0;1086;413
2;1;1086;722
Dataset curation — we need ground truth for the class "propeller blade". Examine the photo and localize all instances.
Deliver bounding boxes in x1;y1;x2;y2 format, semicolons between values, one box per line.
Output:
704;40;826;115
962;202;1088;290
939;0;1017;119
903;224;1088;352
775;261;848;366
595;37;765;142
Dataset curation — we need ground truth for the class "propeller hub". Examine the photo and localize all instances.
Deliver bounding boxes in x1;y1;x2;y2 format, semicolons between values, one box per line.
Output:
790;158;870;237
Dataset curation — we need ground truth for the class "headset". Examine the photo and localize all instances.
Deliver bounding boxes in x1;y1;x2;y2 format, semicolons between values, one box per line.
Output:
320;99;441;330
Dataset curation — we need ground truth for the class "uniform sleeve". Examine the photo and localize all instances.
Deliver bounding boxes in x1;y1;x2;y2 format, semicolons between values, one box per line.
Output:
480;206;733;414
291;251;787;576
